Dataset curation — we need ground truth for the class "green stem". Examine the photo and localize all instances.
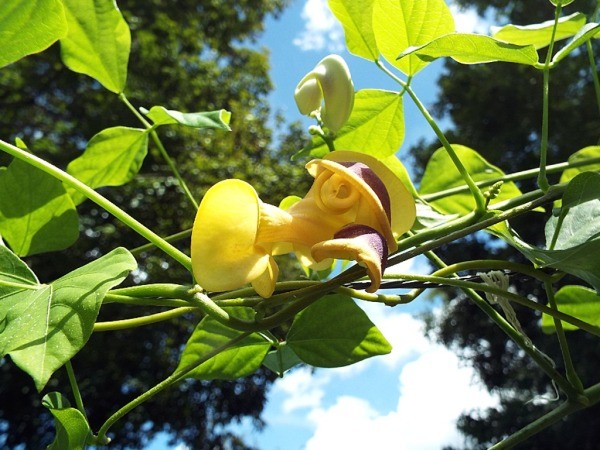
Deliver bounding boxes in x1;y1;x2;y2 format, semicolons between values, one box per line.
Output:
119;94;199;209
418;255;579;399
545;280;584;392
94;307;198;332
377;272;600;336
190;290;262;331
336;286;406;304
587;40;600;117
537;4;563;192
0;279;43;291
130;228;192;256
421;157;600;203
490;381;600;450
65;361;87;420
388;186;563;268
95;331;251;444
376;59;487;213
430;259;554;283
0;138;192;272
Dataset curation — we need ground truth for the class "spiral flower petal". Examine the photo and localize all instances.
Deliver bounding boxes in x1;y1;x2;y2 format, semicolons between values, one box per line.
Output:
311;224;388;293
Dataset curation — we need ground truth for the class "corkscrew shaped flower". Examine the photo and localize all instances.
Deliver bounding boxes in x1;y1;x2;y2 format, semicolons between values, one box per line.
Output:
191;151;415;297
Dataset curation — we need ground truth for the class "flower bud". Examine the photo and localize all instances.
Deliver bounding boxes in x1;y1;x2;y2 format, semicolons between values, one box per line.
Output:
294;54;354;133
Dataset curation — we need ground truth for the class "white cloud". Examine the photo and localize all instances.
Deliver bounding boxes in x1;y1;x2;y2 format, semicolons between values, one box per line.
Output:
273;366;330;413
449;3;490;34
293;0;345;52
266;312;498;450
304;342;498;450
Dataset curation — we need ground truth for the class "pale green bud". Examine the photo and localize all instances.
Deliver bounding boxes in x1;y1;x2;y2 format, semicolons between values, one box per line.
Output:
294;54;355;133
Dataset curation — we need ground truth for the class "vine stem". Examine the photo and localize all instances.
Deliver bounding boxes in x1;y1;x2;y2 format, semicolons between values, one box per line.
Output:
587;40;600;117
421;156;600;202
65;361;87;421
375;59;487;213
544;280;584;392
95;331;252;445
374;271;600;337
93;307;198;331
490;381;600;450
412;252;581;401
537;3;563;191
0;138;192;272
388;185;564;269
119;93;199;209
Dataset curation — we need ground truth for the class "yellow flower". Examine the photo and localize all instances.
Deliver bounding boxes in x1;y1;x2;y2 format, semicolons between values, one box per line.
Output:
294;54;355;133
190;151;415;297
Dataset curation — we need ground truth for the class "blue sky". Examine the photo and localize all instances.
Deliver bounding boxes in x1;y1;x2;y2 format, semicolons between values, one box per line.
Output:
154;1;500;449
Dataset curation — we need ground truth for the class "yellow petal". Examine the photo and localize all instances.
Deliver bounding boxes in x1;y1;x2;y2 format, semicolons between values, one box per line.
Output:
251;256;279;298
306;158;397;252
191;179;269;292
311;225;387;293
325;151;416;240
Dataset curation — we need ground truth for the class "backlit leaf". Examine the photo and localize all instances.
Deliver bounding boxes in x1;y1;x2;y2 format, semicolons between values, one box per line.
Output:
419;145;523;215
0;158;78;256
60;0;131;93
372;0;454;75
143;106;232;130
552;22;600;64
399;33;539;65
328;0;378;60
66;127;149;205
308;89;405;159
559;146;600;184
541;285;600;333
0;0;67;68
491;12;586;49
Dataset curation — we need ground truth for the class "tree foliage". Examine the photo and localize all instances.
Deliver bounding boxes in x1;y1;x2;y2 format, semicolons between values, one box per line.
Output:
0;1;314;448
412;1;600;448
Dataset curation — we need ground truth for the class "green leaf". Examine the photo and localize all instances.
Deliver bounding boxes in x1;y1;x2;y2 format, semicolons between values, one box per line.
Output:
177;307;270;380
552;22;600;64
502;172;600;293
549;0;575;7
262;344;303;377
309;89;405;159
419;145;523;215
43;392;93;450
143;106;232;130
412;201;458;231
287;294;391;368
560;146;600;184
0;0;67;68
491;12;586;49
328;0;378;60
381;153;418;197
66;127;149;205
0;245;39;296
0;158;79;256
399;33;539;65
372;0;454;75
0;248;136;390
60;0;131;93
541;285;600;333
